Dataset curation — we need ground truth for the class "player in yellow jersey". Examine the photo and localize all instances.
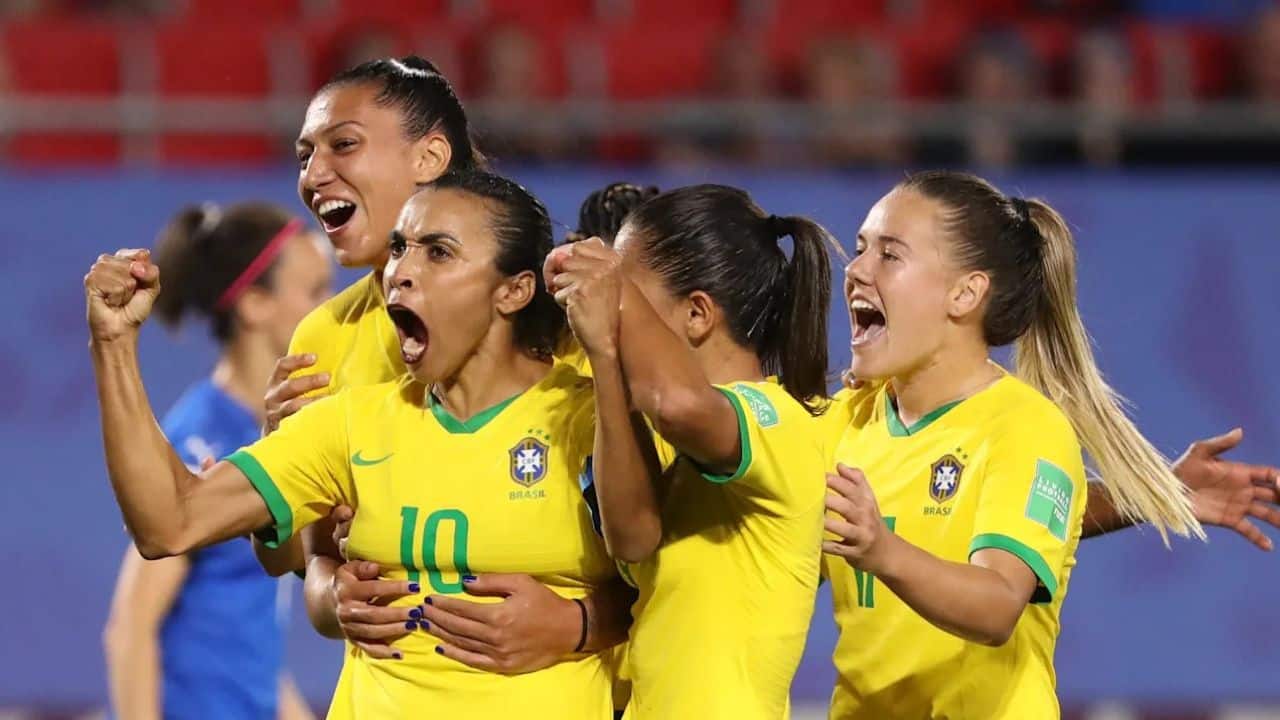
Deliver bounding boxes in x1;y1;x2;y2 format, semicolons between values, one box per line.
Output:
820;170;1204;719
544;184;836;720
83;170;648;717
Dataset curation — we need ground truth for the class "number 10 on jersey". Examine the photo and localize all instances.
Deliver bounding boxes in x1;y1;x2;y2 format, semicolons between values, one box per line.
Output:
399;506;471;593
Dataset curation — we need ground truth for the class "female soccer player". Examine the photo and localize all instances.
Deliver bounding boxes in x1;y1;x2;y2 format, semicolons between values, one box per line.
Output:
545;184;835;719
85;172;631;718
820;170;1200;719
102;203;330;719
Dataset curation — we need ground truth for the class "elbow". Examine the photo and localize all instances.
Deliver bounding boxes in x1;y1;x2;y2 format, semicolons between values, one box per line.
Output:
972;623;1015;647
647;385;711;446
607;534;660;565
132;530;191;561
603;518;662;564
969;605;1022;647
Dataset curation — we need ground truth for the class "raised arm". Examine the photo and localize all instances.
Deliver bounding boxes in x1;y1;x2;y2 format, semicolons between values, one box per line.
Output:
547;240;740;475
1084;429;1280;550
87;250;273;558
547;239;664;561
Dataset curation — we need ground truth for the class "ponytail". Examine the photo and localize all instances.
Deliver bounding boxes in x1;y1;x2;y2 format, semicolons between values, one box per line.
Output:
626;185;834;414
151;202;297;344
1017;200;1202;543
772;215;833;414
152;205;212;329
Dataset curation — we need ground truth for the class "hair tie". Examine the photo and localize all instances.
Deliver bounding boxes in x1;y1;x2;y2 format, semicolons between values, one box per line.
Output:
213;218;304;311
767;214;789;239
1009;197;1031;226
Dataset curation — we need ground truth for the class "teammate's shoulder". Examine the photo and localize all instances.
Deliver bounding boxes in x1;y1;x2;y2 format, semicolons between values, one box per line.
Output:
295;274;381;334
985;375;1075;437
342;376;421;409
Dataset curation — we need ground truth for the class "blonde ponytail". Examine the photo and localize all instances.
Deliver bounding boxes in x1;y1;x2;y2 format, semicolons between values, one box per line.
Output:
1017;200;1203;543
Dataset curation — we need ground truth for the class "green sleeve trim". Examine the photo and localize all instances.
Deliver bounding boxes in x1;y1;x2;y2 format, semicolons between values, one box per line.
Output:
227;450;294;549
699;387;753;484
969;532;1056;604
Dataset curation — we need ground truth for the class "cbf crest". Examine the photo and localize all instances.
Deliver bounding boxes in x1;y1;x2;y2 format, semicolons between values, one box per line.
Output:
929;454;963;503
510;437;549;487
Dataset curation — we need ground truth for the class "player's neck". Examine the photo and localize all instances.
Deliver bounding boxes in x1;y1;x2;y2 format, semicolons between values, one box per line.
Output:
890;345;1000;428
211;334;276;424
697;334;766;387
432;343;551;423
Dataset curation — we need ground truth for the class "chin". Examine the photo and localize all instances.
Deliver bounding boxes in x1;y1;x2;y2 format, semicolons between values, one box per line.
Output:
848;354;893;384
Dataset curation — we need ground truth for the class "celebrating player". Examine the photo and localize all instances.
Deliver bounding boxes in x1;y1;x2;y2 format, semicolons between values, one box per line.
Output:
820;170;1202;718
545;184;835;719
101;203;330;719
85;171;627;717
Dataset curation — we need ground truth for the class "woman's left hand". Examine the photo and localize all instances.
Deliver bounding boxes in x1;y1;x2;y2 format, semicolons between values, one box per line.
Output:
421;574;582;674
823;463;898;574
544;238;624;359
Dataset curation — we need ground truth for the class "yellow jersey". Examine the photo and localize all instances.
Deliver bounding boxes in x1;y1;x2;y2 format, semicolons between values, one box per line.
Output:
822;375;1087;720
228;363;616;718
622;381;827;720
288;272;405;392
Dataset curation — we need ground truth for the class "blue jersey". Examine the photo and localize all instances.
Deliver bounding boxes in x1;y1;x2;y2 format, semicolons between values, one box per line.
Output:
155;379;286;719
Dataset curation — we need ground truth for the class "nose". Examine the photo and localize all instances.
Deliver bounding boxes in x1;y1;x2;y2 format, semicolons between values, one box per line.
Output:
301;150;335;195
845;252;872;287
387;254;416;293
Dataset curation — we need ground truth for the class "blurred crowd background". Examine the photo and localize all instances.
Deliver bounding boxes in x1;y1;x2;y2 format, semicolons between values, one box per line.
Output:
3;0;1280;168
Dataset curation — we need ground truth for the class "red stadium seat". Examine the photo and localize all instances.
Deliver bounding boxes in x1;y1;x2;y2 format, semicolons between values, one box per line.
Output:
3;21;120;95
182;0;302;23
614;0;737;25
153;24;278;163
327;0;447;26
595;21;719;98
472;0;595;26
2;21;122;164
758;0;886;29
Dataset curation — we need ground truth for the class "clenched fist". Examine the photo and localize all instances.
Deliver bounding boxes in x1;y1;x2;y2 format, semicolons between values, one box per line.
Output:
84;249;161;342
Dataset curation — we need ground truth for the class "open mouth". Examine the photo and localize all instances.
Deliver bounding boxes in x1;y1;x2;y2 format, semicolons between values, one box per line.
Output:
387;303;429;366
316;198;358;233
850;298;886;347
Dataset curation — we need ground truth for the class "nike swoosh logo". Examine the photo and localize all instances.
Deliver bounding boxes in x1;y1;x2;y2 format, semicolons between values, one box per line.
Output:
351;451;393;467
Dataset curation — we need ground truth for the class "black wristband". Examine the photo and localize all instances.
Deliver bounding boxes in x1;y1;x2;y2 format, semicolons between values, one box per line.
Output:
572;597;589;653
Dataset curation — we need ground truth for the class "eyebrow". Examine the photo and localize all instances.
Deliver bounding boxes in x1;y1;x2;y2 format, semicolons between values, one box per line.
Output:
296;120;363;147
390;230;460;246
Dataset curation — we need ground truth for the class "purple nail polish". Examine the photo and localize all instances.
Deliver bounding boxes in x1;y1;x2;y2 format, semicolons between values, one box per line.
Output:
408;583;420;593
425;597;433;605
404;621;417;630
392;651;402;660
419;620;430;631
434;646;444;655
408;608;422;620
462;574;477;583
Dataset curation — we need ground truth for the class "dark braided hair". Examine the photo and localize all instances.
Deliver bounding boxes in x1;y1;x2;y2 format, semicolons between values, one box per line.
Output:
564;182;661;246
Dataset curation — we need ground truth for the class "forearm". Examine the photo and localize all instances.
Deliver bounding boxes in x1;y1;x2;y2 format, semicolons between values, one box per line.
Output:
590;352;662;563
874;535;1025;646
580;576;635;652
91;336;196;557
105;630;163;720
304;554;344;639
614;280;737;469
1081;481;1136;538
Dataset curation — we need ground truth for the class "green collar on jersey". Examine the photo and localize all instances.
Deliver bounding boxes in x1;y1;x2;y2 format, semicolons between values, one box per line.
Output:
885;395;962;437
428;391;520;434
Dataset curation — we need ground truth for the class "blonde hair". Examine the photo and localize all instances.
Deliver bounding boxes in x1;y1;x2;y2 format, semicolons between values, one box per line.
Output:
900;170;1202;544
1019;200;1202;543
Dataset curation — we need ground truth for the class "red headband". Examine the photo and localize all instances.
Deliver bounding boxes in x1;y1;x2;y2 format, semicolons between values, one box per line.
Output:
214;218;304;311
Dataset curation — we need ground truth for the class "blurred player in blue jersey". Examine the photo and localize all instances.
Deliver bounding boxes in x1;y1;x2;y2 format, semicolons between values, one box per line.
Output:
103;202;332;719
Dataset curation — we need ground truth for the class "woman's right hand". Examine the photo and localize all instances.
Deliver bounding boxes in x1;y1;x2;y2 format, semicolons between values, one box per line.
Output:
263;354;330;434
84;249;161;343
333;560;423;659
